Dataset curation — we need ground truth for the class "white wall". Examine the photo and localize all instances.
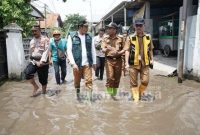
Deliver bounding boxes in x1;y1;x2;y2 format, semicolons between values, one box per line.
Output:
192;1;200;78
5;31;26;79
182;3;200;79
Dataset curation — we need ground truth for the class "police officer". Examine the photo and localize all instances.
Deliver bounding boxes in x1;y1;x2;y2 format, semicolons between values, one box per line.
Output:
124;18;154;102
102;22;125;99
25;25;49;97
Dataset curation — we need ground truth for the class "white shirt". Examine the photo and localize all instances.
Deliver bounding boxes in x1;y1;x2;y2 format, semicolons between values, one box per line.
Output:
67;32;96;66
93;35;105;57
30;36;49;62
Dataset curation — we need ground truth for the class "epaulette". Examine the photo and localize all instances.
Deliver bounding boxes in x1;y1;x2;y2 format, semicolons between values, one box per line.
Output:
117;34;123;38
129;33;137;41
103;34;109;38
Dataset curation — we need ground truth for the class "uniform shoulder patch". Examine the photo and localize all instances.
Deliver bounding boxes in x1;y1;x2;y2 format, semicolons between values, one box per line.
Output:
117;34;123;38
103;34;109;38
132;36;136;41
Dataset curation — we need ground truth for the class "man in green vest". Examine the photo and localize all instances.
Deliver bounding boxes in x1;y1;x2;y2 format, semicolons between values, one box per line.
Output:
124;18;154;102
67;20;96;102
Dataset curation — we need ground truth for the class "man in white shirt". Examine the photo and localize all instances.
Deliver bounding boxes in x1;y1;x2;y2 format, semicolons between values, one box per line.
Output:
67;20;96;102
94;28;105;80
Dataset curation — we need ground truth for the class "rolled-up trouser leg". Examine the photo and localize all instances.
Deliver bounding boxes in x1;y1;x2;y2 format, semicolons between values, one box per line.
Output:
82;65;93;101
73;68;82;89
105;59;115;88
129;66;139;102
139;84;147;96
83;65;93;91
73;68;82;100
113;59;122;88
129;66;139;87
139;66;149;95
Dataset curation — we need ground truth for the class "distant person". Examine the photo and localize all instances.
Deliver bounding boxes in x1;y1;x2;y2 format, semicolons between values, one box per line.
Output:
24;25;49;97
121;29;128;76
67;20;96;102
94;28;105;80
124;18;154;102
49;30;67;85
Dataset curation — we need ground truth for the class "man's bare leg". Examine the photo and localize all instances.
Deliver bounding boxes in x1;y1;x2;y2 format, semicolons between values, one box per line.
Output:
42;85;47;94
29;78;39;96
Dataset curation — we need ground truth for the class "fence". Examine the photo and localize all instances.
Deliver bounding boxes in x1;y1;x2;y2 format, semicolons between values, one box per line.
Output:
0;31;8;81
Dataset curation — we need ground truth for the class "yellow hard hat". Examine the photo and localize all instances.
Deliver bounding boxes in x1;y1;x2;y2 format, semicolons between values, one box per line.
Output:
52;30;61;36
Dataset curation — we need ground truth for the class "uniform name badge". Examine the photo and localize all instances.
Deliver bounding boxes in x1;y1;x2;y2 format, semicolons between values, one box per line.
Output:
138;55;141;60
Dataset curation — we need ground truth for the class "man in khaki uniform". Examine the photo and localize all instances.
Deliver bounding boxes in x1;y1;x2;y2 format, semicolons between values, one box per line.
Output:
124;18;154;102
102;22;125;99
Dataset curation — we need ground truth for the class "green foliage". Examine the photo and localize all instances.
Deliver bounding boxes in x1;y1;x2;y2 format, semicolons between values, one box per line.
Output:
0;0;35;37
62;14;86;35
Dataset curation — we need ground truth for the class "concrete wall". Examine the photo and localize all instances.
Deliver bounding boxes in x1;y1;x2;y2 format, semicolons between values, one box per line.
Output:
184;15;197;73
180;2;200;80
191;1;200;79
4;23;26;79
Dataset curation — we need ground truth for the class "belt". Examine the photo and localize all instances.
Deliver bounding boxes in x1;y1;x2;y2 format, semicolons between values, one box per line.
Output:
106;56;121;60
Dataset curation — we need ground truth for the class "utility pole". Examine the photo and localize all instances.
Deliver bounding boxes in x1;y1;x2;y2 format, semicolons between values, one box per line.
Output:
178;0;188;83
83;0;93;34
88;0;93;35
44;4;47;35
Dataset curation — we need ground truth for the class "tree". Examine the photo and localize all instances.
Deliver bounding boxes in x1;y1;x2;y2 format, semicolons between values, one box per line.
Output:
62;14;86;35
0;0;34;37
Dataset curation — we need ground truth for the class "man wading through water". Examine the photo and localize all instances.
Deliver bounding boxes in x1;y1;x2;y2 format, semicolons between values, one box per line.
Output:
94;28;105;80
67;20;96;102
49;30;67;85
24;25;49;97
101;22;125;100
124;18;154;102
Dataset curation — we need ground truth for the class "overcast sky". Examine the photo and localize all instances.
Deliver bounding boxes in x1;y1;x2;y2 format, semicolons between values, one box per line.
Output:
32;0;125;22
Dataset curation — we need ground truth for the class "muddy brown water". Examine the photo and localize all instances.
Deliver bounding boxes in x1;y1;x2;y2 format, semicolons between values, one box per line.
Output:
0;66;200;135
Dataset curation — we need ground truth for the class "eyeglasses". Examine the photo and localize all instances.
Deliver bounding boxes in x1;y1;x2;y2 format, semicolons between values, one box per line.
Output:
135;24;143;27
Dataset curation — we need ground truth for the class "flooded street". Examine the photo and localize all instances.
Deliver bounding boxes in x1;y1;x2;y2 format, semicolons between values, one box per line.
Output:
0;65;200;135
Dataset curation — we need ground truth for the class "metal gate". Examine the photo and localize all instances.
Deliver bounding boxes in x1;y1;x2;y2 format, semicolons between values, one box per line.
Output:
0;31;8;81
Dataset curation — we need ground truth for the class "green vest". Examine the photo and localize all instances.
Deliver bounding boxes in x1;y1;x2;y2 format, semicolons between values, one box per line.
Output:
69;31;93;67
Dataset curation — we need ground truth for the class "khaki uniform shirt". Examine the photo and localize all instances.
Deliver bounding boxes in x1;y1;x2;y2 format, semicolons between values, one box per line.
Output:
101;35;123;57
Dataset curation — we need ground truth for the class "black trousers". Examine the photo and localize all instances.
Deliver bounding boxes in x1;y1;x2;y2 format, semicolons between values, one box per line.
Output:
25;62;49;85
53;59;67;84
95;56;105;80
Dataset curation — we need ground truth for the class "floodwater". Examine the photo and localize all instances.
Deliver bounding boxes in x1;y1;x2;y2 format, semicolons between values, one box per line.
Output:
0;65;200;135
